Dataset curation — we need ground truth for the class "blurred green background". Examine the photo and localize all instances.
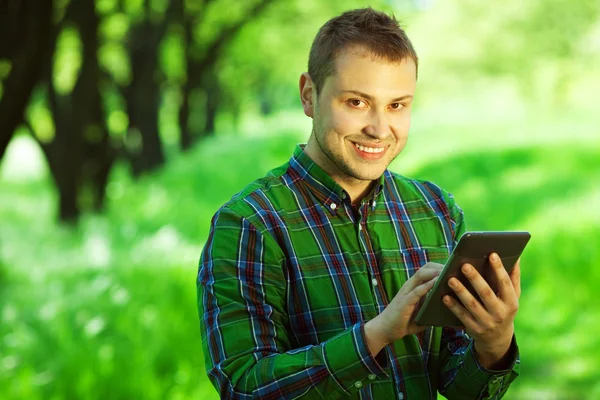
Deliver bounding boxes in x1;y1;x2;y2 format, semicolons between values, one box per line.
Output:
1;0;599;399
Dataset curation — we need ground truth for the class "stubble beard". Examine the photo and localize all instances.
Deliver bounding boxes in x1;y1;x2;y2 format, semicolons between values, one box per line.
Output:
313;125;390;184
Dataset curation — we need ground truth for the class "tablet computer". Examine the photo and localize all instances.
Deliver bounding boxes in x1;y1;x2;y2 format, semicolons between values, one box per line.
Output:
414;231;531;327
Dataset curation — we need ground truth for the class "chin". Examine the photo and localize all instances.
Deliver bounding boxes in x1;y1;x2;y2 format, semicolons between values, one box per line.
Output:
350;167;386;181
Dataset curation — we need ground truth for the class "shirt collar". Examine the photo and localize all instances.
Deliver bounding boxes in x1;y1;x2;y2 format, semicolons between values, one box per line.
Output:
288;144;386;215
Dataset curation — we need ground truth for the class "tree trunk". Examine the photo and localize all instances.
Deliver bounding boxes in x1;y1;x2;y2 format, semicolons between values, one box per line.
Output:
204;72;220;136
179;18;194;151
176;0;275;151
45;83;81;223
37;0;113;223
75;0;115;212
179;83;192;150
0;0;54;161
125;19;166;176
37;3;81;224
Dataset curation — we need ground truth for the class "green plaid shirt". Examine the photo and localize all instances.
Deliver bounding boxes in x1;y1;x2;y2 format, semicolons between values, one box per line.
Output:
198;145;519;399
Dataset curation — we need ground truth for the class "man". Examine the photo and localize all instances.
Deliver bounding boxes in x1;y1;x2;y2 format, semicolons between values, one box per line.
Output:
198;7;520;399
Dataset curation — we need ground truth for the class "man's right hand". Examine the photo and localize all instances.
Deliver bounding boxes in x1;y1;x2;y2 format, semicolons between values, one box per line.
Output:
364;262;444;357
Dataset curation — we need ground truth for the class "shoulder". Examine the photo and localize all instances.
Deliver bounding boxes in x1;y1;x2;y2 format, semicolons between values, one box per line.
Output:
383;170;465;242
212;162;291;230
383;170;456;206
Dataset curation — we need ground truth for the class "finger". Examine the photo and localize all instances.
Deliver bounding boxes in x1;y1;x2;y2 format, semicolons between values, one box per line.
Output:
442;295;478;331
510;258;521;299
419;261;445;273
447;276;490;323
406;321;429;335
416;263;444;282
460;263;500;311
489;253;517;301
406;276;438;307
402;267;442;294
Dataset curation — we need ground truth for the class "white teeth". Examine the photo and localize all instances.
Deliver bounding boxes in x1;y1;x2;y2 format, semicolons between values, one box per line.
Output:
354;143;384;153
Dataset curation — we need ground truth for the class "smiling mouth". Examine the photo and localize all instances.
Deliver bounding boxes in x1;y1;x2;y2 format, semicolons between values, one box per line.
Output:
352;142;385;153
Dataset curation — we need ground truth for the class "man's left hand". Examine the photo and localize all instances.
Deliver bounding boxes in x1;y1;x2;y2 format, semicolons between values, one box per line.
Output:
443;253;520;370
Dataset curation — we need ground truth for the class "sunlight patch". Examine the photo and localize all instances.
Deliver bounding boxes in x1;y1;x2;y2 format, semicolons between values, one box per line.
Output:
499;166;547;191
131;225;200;265
84;234;112;268
0;134;49;181
85;316;106;337
517;189;600;234
455;179;486;203
562;357;597;380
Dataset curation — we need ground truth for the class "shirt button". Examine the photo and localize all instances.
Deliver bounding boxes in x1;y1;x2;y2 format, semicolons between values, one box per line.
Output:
371;278;378;286
398;393;404;400
330;203;337;210
368;374;377;380
358;224;362;231
354;381;363;389
372;200;377;208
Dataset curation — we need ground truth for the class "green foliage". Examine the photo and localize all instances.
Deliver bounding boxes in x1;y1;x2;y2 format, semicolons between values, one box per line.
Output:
123;0;145;21
410;0;600;107
160;28;186;84
26;90;56;144
106;129;304;242
96;0;118;15
0;60;11;79
1;266;215;399
53;26;83;95
99;12;130;40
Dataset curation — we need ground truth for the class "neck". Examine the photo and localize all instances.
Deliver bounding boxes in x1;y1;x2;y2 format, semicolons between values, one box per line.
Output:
348;181;376;206
303;139;376;206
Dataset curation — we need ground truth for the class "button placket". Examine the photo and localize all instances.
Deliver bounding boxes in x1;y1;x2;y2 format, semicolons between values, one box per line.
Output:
357;214;385;308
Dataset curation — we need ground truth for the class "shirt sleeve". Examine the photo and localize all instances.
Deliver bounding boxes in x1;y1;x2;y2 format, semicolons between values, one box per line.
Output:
438;328;520;399
197;207;388;400
437;191;521;399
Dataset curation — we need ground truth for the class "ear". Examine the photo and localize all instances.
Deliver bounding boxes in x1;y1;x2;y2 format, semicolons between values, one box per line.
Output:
299;72;315;118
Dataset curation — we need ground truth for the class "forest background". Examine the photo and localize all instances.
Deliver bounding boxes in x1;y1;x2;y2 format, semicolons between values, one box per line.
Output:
1;0;599;399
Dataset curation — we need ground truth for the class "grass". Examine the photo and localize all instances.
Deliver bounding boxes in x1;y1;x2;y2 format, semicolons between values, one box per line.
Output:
1;105;599;399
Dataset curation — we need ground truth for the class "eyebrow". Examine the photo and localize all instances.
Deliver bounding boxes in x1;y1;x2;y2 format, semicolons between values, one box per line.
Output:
340;90;413;103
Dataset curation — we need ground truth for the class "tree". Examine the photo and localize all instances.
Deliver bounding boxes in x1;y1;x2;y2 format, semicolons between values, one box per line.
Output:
178;0;276;150
0;0;54;160
121;0;171;176
38;0;114;222
1;0;393;224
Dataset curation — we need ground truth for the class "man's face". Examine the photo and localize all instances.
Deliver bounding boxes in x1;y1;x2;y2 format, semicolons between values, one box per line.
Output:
302;45;417;187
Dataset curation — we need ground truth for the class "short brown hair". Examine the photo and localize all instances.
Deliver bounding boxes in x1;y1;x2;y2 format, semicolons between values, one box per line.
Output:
308;7;418;95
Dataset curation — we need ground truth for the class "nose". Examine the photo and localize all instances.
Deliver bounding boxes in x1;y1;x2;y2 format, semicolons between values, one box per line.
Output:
362;110;391;140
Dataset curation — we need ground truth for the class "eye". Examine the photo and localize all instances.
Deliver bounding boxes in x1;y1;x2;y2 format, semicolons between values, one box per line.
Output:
348;99;366;108
390;102;404;110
